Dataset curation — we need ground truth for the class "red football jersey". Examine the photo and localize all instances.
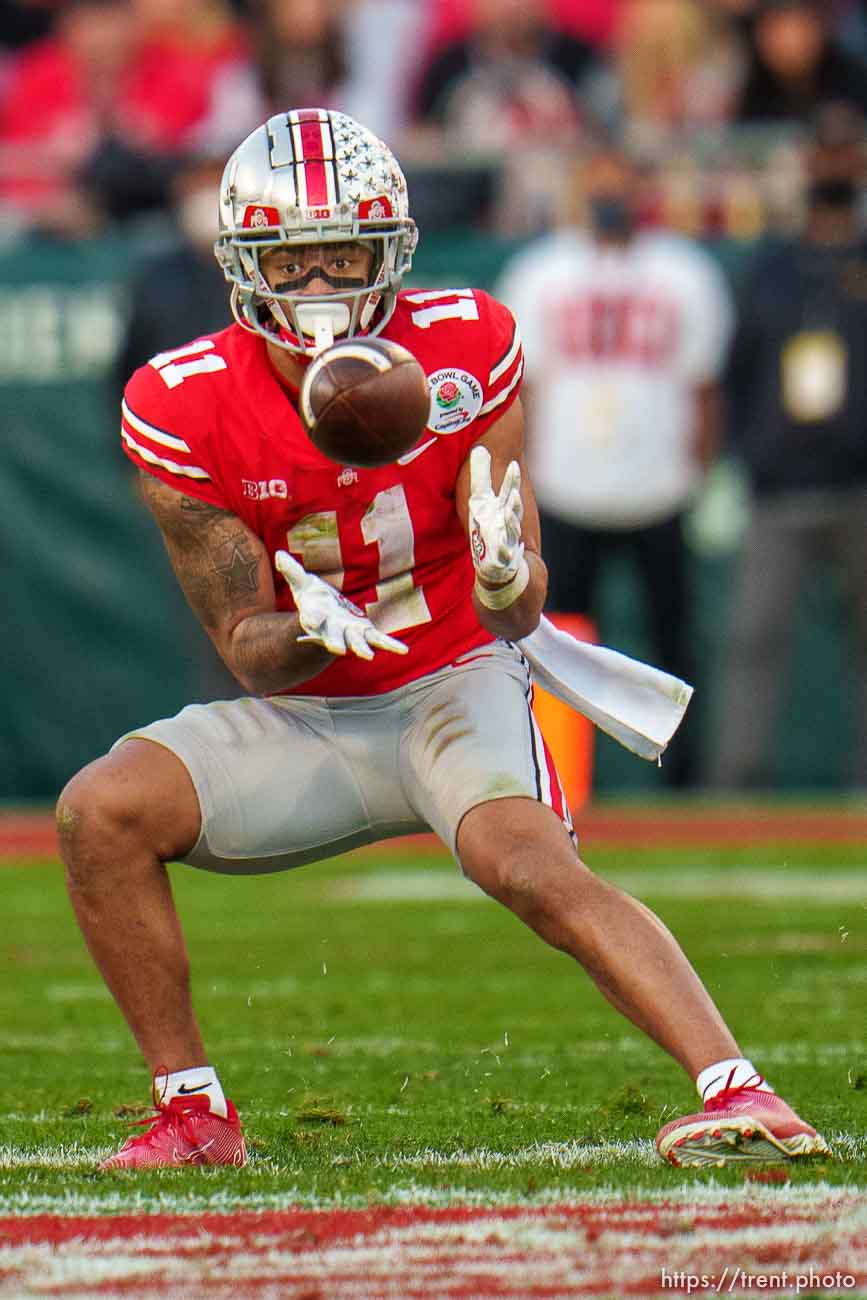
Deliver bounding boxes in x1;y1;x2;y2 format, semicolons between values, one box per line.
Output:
121;288;524;697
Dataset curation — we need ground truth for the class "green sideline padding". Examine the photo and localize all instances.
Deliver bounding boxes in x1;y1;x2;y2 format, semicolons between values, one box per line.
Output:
0;230;853;798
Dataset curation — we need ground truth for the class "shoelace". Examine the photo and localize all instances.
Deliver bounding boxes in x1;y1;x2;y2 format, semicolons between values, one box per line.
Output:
707;1069;767;1109
121;1066;207;1150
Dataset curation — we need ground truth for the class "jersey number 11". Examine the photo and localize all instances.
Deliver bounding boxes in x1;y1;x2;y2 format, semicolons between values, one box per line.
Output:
284;484;433;635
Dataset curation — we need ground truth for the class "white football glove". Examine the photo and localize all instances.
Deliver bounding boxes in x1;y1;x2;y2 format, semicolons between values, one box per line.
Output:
467;445;525;586
274;550;408;661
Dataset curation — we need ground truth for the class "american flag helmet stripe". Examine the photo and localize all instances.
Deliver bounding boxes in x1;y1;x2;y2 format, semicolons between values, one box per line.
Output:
284;109;337;211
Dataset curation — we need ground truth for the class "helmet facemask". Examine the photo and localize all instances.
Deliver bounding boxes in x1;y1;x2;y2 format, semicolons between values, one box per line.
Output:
218;223;415;356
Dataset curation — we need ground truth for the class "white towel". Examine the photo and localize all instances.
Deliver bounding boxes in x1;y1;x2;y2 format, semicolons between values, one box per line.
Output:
518;615;693;762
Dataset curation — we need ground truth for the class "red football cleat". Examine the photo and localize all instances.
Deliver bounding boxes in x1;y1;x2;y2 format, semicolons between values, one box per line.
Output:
99;1090;247;1171
656;1079;831;1168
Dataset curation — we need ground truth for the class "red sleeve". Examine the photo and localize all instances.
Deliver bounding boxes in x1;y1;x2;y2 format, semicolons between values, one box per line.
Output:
121;353;228;509
470;290;524;441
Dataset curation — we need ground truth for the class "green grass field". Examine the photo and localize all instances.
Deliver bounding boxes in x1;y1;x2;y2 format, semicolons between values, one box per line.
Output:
2;833;865;1215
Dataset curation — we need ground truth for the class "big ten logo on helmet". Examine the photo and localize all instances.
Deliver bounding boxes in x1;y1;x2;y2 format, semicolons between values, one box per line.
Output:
242;478;289;501
425;368;483;434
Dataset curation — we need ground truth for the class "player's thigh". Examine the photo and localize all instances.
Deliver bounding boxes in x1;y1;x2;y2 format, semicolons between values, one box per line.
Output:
57;738;201;865
112;697;390;875
400;642;575;863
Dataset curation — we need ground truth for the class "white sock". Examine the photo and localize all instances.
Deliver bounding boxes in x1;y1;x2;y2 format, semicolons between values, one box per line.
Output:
158;1066;228;1118
696;1058;775;1103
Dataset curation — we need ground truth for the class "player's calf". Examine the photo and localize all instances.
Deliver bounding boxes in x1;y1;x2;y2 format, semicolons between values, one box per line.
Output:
57;741;209;1073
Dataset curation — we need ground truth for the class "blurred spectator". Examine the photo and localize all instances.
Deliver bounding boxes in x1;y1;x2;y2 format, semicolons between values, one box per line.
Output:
114;151;240;701
250;0;346;113
114;155;229;389
120;0;256;155
82;0;262;221
420;0;623;55
735;0;867;123
607;0;743;145
836;0;867;59
0;2;56;163
412;0;598;152
0;0;56;54
0;0;256;233
0;0;136;234
497;145;734;786
713;103;867;789
341;0;422;141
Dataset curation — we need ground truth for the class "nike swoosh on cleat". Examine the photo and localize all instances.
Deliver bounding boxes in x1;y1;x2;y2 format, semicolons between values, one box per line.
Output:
173;1138;217;1163
176;1083;211;1095
700;1073;724;1100
397;436;437;466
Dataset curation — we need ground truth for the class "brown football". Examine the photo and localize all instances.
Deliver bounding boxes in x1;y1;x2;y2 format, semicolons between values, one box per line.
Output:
299;338;431;468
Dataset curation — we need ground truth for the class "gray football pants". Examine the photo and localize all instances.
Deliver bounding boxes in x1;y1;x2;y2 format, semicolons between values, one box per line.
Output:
712;487;867;789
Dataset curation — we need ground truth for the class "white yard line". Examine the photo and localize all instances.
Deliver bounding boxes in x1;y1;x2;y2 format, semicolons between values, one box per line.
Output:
0;1144;109;1169
331;870;484;902
2;1126;864;1178
0;1137;863;1212
376;1138;660;1169
0;1181;862;1216
44;975;303;1004
612;867;867;901
330;867;866;904
0;1032;127;1053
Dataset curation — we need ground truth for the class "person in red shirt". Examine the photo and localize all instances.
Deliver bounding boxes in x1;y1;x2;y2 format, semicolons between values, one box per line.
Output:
0;0;136;227
56;108;828;1172
121;0;252;152
0;0;251;228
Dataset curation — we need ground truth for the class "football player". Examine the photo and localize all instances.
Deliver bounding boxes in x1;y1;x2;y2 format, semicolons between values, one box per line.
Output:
56;109;827;1170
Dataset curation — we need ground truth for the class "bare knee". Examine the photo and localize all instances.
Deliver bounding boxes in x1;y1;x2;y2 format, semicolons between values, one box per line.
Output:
458;798;592;941
57;740;200;874
57;765;138;874
474;844;591;907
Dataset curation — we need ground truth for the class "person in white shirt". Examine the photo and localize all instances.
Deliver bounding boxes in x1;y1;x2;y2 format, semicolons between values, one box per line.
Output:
497;145;734;786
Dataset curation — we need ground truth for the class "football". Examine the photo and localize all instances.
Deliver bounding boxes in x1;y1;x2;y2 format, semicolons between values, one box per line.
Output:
299;338;431;468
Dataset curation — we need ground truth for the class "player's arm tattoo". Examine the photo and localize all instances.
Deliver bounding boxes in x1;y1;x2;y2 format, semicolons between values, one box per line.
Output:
138;472;332;692
140;475;267;630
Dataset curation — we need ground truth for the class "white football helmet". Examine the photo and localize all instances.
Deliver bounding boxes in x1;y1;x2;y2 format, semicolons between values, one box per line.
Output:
215;108;418;356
